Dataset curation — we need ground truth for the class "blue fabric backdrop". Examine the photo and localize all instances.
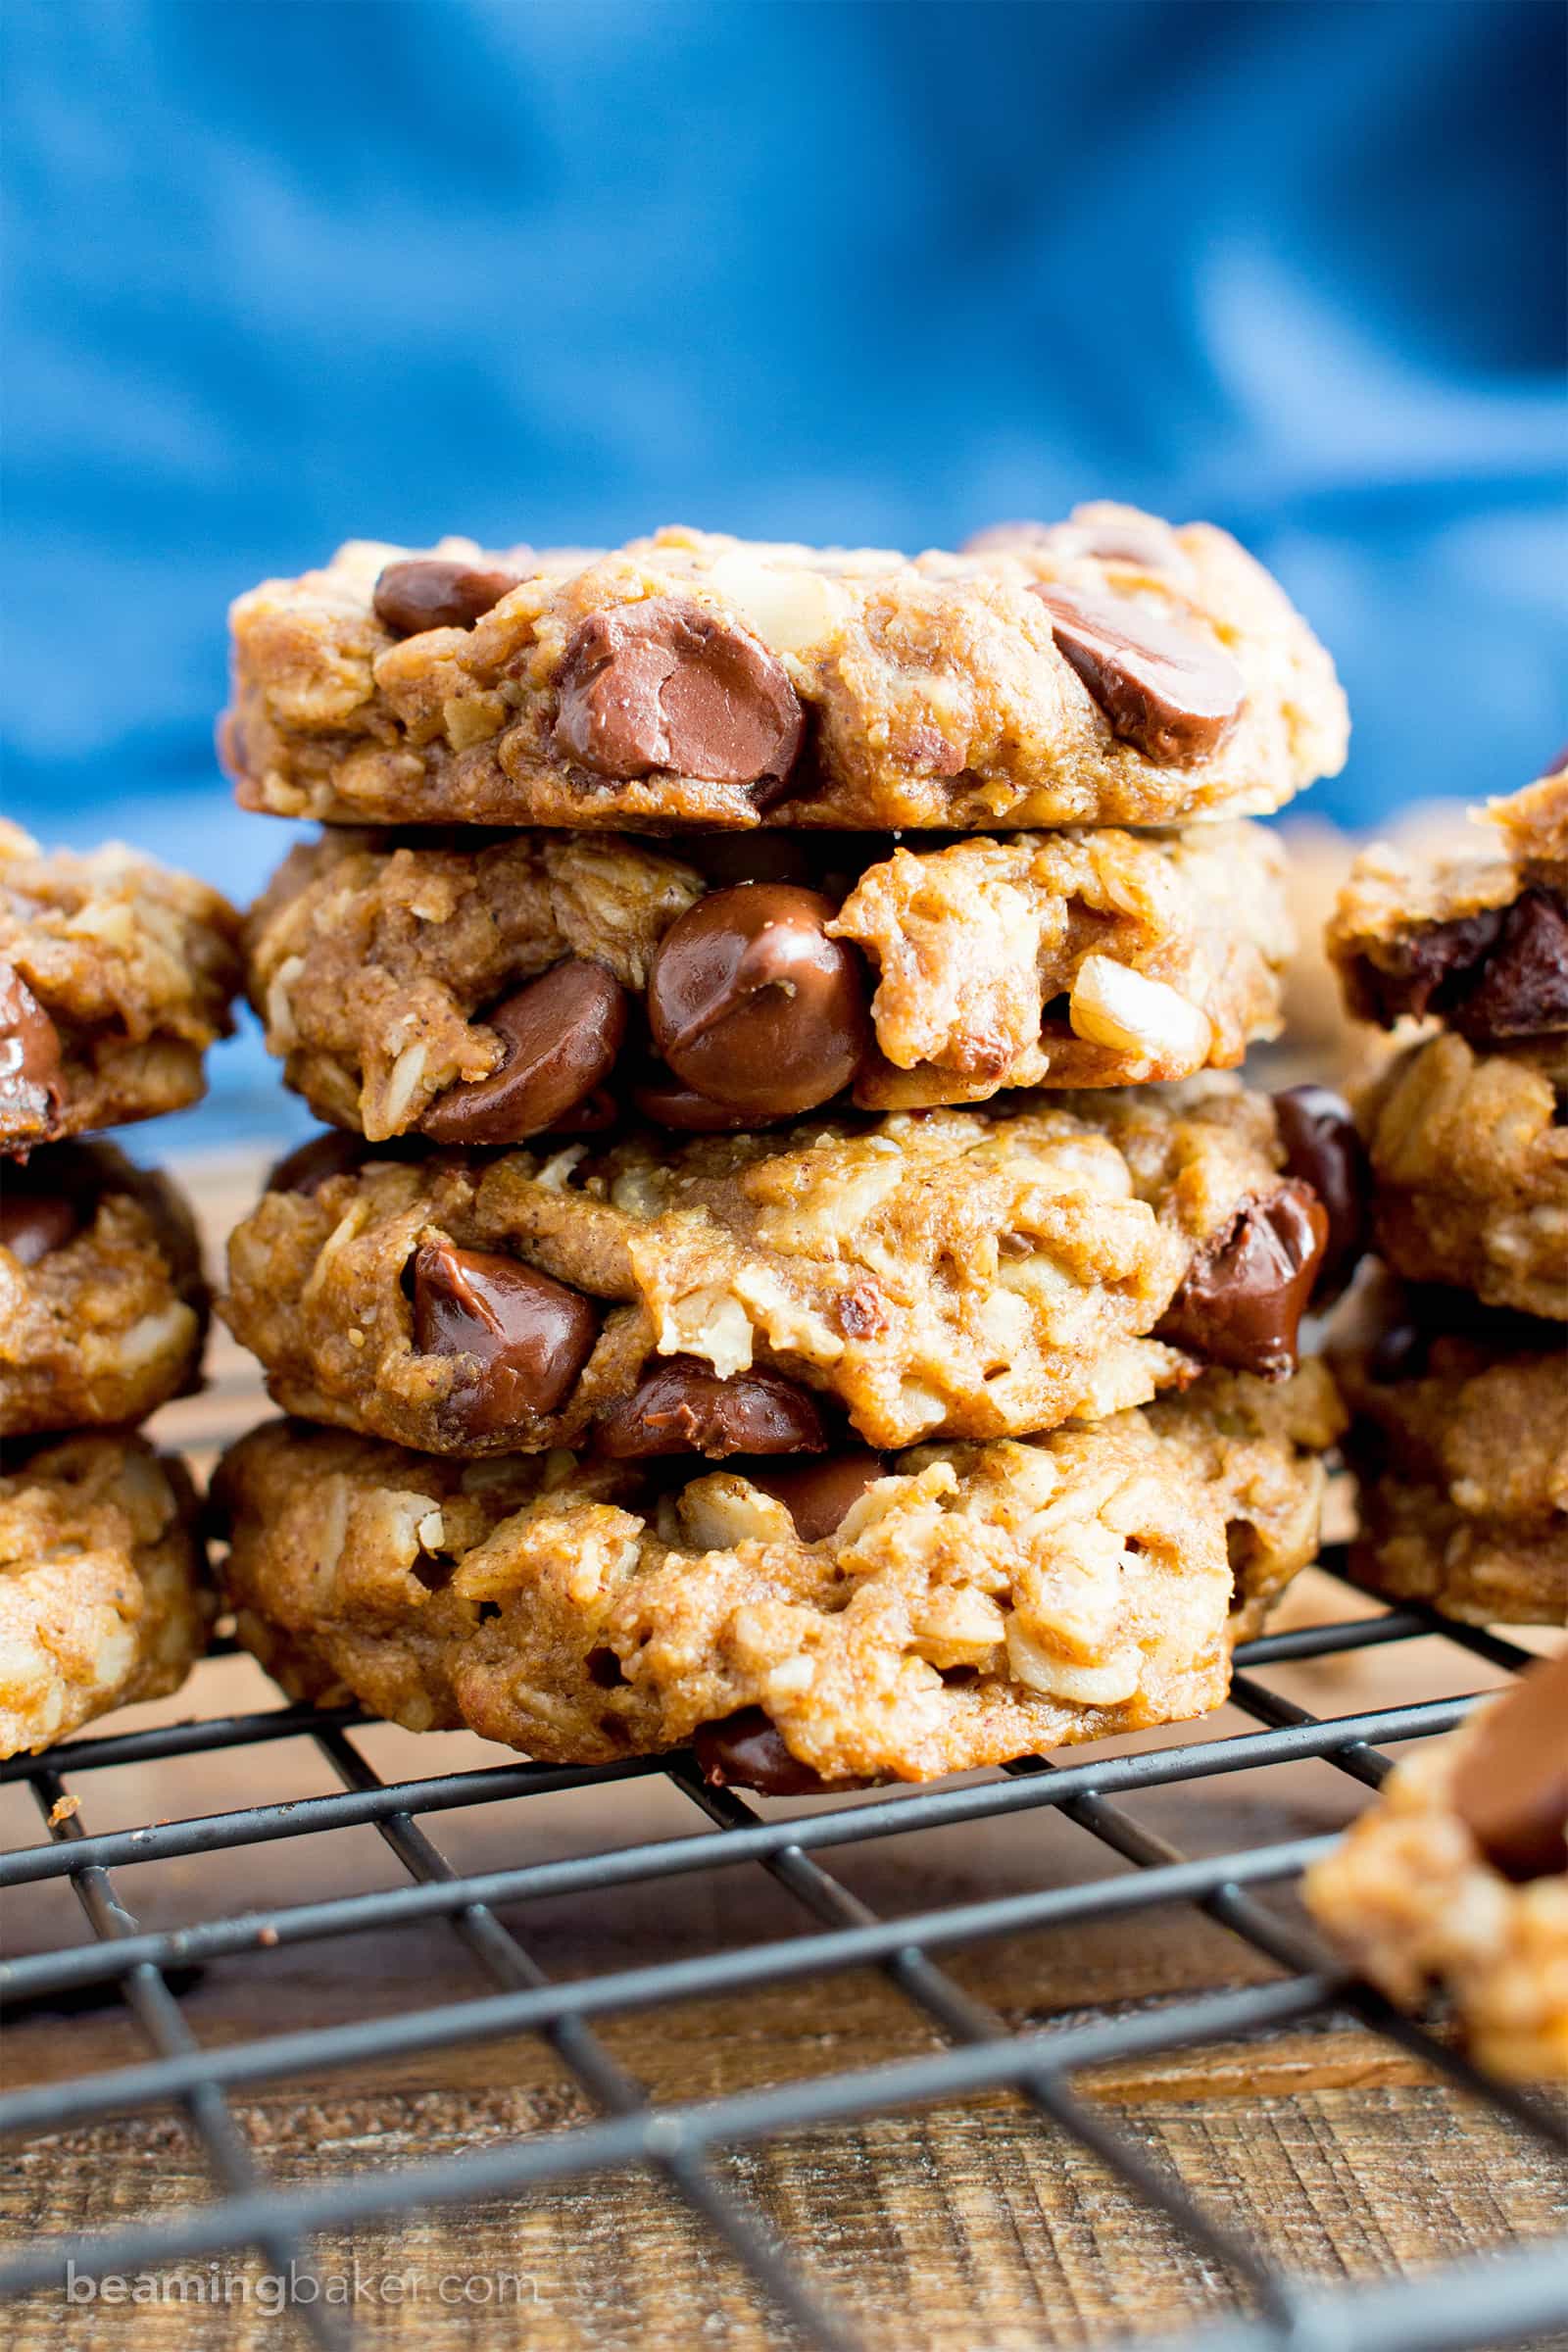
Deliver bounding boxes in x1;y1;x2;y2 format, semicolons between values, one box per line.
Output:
3;0;1564;1135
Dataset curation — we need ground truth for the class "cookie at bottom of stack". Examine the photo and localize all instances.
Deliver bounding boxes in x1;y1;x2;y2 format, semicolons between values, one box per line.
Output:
1329;1273;1567;1626
0;1434;209;1758
214;1363;1342;1788
1306;1647;1568;2082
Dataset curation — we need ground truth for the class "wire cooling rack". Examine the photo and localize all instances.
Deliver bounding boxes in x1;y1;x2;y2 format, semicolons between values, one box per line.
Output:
2;1546;1565;2352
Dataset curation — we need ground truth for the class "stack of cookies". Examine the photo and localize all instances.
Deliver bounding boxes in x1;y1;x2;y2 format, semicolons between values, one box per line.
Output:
0;823;241;1756
212;507;1356;1788
1324;767;1568;1629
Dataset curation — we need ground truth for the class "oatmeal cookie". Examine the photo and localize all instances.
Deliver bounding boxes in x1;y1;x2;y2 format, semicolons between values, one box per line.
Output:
220;1085;1347;1459
1329;767;1567;1044
220;510;1348;836
0;1433;209;1757
1;1142;208;1437
1328;1273;1566;1625
214;1364;1339;1785
1352;1033;1567;1319
1;822;242;1153
244;821;1292;1140
1306;1650;1568;2081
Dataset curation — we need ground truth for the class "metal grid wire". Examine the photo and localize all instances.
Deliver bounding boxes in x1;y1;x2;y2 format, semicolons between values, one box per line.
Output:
2;1544;1565;2352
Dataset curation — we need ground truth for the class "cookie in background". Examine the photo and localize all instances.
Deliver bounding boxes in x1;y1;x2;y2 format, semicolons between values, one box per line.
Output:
1307;1645;1568;2082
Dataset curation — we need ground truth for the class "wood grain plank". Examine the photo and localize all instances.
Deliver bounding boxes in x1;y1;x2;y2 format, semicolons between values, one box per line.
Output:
3;1151;1564;2350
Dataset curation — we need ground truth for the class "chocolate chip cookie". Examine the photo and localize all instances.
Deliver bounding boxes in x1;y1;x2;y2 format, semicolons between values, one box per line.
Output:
220;1082;1352;1459
1326;774;1568;1318
220;510;1348;835
0;1433;209;1757
1;1142;209;1437
1;822;242;1153
1328;1273;1566;1626
1306;1648;1568;2081
1352;1033;1567;1319
213;1362;1341;1785
244;821;1294;1140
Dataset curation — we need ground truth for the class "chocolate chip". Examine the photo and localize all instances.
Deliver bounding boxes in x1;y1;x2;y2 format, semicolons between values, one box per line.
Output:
1349;908;1501;1029
372;559;521;637
1029;583;1245;763
629;1073;787;1132
0;959;63;1139
553;598;805;789
1368;1316;1431;1385
0;1183;79;1265
1159;1181;1330;1378
1451;889;1568;1042
1450;1649;1568;1881
597;1356;828;1460
691;1708;873;1795
268;1131;376;1197
420;960;628;1147
0;1139;153;1264
1272;1085;1368;1302
647;884;869;1117
412;1238;599;1435
741;1449;885;1542
1346;887;1568;1042
539;1086;620;1137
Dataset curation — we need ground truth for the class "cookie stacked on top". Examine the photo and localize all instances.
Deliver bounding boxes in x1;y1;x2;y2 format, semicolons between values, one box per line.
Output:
1325;767;1568;1629
0;823;241;1755
213;508;1355;1787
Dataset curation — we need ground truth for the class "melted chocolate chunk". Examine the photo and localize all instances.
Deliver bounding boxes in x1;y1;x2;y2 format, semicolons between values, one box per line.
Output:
553;599;805;790
691;1708;874;1796
1029;583;1245;762
740;1448;886;1542
420;960;627;1146
0;959;63;1141
372;558;521;636
1272;1085;1368;1302
1351;888;1568;1041
412;1238;599;1435
646;884;869;1117
597;1357;828;1460
1454;889;1568;1041
1450;1649;1568;1882
1159;1181;1329;1378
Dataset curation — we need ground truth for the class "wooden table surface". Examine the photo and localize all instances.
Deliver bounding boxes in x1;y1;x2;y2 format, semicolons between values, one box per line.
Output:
3;1152;1565;2352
